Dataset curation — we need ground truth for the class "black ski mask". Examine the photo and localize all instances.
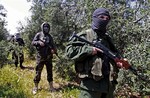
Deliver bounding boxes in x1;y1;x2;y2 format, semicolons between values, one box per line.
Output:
41;22;50;34
92;8;110;34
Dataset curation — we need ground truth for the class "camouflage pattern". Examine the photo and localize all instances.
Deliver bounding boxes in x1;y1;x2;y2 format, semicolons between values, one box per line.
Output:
66;29;119;98
8;36;25;68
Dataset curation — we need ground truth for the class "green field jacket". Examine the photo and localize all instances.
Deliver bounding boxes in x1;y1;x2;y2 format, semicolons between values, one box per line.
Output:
65;29;119;92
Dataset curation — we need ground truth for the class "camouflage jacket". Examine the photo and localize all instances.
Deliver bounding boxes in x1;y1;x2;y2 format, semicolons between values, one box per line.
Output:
9;38;25;55
65;29;120;92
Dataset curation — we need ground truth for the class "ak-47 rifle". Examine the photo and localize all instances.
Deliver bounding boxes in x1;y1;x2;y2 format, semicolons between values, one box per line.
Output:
39;39;61;60
69;32;149;82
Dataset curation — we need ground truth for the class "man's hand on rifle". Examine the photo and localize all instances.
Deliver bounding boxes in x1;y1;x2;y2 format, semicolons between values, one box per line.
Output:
38;41;45;46
51;49;55;54
51;49;57;54
92;47;103;55
115;58;131;69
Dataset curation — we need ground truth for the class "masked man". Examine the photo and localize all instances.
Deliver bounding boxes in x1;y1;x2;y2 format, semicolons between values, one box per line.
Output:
8;33;25;69
32;22;57;94
65;8;124;98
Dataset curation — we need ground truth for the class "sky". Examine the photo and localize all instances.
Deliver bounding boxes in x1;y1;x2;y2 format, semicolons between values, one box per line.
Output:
0;0;32;34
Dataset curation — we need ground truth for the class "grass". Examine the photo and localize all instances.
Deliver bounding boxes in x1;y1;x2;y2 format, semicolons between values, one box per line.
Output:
0;57;149;98
0;59;80;98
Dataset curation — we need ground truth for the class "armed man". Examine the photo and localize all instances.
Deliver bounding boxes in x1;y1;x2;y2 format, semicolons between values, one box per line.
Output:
8;33;25;69
65;8;129;98
32;22;57;94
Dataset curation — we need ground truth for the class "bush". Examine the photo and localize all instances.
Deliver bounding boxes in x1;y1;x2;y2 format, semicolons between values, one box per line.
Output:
0;40;10;67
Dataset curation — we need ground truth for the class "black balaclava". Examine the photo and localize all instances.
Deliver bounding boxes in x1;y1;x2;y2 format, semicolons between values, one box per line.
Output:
92;8;110;35
41;22;50;34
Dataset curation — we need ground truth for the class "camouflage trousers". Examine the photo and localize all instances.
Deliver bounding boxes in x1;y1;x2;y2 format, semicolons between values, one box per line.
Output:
78;80;116;98
12;51;24;68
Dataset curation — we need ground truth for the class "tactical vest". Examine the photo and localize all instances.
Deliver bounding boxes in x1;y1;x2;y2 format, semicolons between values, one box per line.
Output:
75;29;119;81
35;32;54;60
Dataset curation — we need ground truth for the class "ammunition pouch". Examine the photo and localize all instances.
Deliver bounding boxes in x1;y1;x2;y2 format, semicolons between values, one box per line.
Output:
75;56;104;81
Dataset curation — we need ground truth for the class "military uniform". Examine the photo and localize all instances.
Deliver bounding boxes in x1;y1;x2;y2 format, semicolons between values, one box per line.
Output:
66;28;119;98
32;22;57;94
9;35;25;68
32;31;56;83
66;8;121;98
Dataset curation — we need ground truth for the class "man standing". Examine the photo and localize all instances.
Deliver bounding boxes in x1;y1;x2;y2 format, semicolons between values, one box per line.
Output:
9;33;25;69
32;22;57;94
65;8;124;98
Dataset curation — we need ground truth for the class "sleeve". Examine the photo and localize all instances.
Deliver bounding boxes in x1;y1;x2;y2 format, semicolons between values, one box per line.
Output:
31;33;40;46
65;33;93;62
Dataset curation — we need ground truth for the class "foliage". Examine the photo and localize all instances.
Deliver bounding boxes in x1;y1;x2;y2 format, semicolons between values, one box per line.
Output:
0;4;8;41
107;1;150;96
13;0;150;96
0;66;29;97
0;61;80;98
0;40;11;67
0;4;9;67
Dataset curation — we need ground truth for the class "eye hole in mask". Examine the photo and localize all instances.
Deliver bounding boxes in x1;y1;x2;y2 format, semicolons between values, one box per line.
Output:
97;15;110;20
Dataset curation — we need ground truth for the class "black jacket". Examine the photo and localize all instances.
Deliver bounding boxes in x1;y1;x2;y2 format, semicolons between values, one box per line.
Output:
32;32;56;58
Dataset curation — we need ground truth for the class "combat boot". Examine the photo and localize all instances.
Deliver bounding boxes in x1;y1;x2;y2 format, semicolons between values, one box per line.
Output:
15;62;18;68
49;81;56;92
20;61;25;69
32;83;38;94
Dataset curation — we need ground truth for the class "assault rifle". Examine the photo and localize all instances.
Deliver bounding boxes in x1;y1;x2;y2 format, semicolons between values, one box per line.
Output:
69;32;149;82
39;39;61;60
